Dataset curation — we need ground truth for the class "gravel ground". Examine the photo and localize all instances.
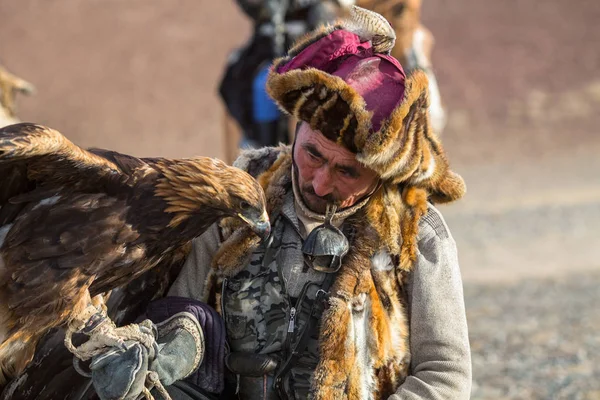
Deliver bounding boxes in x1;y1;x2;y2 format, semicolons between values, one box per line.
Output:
465;272;600;400
447;152;600;399
445;200;600;284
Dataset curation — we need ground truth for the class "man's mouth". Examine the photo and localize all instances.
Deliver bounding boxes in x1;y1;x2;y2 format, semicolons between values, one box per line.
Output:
301;189;335;214
302;190;325;204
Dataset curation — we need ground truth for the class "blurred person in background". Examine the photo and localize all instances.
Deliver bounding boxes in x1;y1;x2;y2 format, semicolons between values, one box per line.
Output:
219;0;341;150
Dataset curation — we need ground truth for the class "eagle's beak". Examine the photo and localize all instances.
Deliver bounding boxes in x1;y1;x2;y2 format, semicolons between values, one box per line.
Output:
252;210;271;242
253;219;271;242
238;210;271;242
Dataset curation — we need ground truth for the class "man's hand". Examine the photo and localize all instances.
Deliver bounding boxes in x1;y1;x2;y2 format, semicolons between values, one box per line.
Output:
88;313;204;400
90;339;154;400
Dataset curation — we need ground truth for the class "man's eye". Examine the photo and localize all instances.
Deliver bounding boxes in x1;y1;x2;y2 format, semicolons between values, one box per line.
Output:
339;170;357;179
308;152;320;161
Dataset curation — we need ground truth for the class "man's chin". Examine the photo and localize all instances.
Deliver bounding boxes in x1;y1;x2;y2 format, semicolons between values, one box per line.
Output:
301;193;328;214
306;202;327;214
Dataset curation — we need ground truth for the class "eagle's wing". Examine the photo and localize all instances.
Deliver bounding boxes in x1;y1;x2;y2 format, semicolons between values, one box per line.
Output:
0;124;196;398
104;242;191;325
0;123;126;225
0;244;192;400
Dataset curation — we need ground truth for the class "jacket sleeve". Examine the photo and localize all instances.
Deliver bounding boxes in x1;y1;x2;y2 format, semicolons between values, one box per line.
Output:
167;223;221;300
390;207;472;400
163;224;227;394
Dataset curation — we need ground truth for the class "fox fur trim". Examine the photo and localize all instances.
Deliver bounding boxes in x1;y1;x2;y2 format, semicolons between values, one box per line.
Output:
211;146;292;276
208;146;431;398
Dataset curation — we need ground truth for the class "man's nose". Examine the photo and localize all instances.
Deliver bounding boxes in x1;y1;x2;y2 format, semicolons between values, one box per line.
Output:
312;167;334;197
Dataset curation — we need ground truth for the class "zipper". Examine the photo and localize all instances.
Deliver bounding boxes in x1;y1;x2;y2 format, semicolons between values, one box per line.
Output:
283;282;318;356
288;307;296;333
264;217;295;359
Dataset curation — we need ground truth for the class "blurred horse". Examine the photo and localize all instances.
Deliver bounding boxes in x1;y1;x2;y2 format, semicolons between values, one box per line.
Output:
355;0;446;134
0;65;35;127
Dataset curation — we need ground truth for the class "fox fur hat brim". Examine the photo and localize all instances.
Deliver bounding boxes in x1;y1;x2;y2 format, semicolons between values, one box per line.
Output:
266;7;465;203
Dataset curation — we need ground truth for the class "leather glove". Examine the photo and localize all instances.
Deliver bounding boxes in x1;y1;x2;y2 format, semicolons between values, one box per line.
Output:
88;319;157;400
89;340;152;400
150;312;205;387
88;312;204;400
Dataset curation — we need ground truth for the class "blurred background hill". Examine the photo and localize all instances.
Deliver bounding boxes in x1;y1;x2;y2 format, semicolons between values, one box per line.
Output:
1;0;599;398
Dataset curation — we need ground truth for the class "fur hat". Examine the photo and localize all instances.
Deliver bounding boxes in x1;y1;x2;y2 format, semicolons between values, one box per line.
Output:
266;6;465;203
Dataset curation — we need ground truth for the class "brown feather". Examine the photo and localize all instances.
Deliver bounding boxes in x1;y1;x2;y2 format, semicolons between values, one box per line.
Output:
0;123;267;386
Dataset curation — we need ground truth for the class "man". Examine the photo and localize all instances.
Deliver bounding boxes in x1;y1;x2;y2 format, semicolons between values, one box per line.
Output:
91;6;471;400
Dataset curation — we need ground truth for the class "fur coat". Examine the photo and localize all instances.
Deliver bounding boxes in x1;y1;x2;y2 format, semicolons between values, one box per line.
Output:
204;145;436;399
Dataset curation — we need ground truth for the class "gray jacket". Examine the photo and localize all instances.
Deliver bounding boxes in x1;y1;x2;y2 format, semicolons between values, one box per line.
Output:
169;201;472;399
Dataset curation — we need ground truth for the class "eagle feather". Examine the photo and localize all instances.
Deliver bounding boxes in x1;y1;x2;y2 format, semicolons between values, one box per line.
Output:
0;123;269;387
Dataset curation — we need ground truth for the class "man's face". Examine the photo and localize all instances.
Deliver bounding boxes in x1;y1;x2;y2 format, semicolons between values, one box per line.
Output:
293;123;379;214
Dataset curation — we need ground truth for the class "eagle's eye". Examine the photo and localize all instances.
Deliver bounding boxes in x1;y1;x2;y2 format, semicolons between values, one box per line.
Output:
239;201;251;211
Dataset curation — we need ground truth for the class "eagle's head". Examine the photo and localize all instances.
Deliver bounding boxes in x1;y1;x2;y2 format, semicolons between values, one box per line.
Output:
155;157;270;240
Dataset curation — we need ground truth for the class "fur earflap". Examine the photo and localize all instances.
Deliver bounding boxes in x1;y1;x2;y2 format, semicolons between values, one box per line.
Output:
232;144;289;178
267;67;373;153
357;70;466;203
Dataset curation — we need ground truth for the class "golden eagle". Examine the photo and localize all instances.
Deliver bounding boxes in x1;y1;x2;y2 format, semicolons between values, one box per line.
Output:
0;123;269;387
